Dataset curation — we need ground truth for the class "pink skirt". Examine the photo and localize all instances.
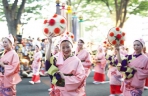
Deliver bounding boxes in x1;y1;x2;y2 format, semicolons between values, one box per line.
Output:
93;72;105;82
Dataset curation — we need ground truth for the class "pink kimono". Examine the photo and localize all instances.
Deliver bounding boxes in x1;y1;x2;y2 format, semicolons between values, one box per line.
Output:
31;51;42;82
121;54;148;96
50;55;86;96
0;50;22;96
76;49;92;77
120;49;128;56
107;66;122;94
94;52;106;82
144;53;148;87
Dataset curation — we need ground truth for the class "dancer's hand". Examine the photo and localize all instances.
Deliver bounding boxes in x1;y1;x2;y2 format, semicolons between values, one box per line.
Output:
47;33;55;43
44;71;49;76
0;61;4;67
57;71;65;79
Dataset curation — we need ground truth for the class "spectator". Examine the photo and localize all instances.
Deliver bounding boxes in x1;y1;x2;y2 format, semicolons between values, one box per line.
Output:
20;59;32;77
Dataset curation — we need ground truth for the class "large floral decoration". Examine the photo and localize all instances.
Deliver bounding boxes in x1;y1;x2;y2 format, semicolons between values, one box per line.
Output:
107;27;125;46
59;32;75;45
43;14;67;37
65;32;74;40
103;39;110;48
103;38;113;49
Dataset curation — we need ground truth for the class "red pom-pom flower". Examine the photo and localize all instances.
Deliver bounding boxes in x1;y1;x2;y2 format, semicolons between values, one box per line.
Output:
116;27;120;31
44;28;49;34
44;20;48;24
60;19;65;24
122;32;125;36
109;32;114;37
53;14;57;18
104;41;107;44
71;35;74;39
112;40;116;45
120;40;124;45
116;34;122;40
49;19;55;26
54;28;60;34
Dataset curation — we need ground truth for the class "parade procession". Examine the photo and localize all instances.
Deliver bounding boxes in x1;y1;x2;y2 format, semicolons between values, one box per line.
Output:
1;0;148;96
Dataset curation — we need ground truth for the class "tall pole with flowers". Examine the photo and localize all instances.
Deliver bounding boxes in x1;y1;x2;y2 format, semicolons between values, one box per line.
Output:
66;5;72;33
61;3;66;18
72;11;78;41
56;0;61;15
79;15;84;38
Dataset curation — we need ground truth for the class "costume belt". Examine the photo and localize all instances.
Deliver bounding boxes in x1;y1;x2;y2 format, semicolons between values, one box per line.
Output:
64;74;73;76
81;60;85;62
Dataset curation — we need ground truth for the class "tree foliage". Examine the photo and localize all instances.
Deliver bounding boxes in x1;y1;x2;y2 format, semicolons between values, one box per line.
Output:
86;0;148;27
1;0;51;36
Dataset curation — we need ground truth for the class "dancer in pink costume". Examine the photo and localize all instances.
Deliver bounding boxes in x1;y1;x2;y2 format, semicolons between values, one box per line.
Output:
29;43;42;84
143;47;148;89
46;34;86;96
93;46;106;84
0;34;22;96
106;49;122;96
115;38;148;96
75;39;92;77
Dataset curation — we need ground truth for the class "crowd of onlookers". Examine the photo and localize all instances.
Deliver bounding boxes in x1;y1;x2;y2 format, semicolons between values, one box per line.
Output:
0;36;49;78
17;36;49;77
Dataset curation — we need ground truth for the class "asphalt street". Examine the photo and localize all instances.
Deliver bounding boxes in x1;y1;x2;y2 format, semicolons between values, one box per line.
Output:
17;71;148;96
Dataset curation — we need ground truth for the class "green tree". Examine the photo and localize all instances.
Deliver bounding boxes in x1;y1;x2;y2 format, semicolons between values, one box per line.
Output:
1;0;51;36
87;0;148;28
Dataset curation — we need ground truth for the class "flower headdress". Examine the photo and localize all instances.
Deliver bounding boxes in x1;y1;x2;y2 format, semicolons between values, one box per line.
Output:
134;38;145;47
35;42;41;49
59;32;74;46
5;34;14;45
56;32;75;66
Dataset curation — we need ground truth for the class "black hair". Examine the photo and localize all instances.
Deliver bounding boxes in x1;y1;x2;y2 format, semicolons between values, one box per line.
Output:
79;39;85;44
134;40;143;47
42;39;45;42
36;45;40;49
60;40;73;47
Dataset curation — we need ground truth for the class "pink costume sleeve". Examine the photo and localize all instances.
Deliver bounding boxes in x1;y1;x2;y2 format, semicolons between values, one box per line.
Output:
64;60;85;91
4;53;20;76
129;56;148;88
107;69;111;79
97;54;106;68
136;68;148;80
107;66;112;79
32;52;42;68
130;68;148;88
35;53;42;62
100;58;106;65
83;52;92;68
4;53;22;87
137;60;148;80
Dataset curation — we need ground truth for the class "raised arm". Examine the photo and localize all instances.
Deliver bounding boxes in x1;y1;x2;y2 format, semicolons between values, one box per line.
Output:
115;45;122;63
45;34;54;61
